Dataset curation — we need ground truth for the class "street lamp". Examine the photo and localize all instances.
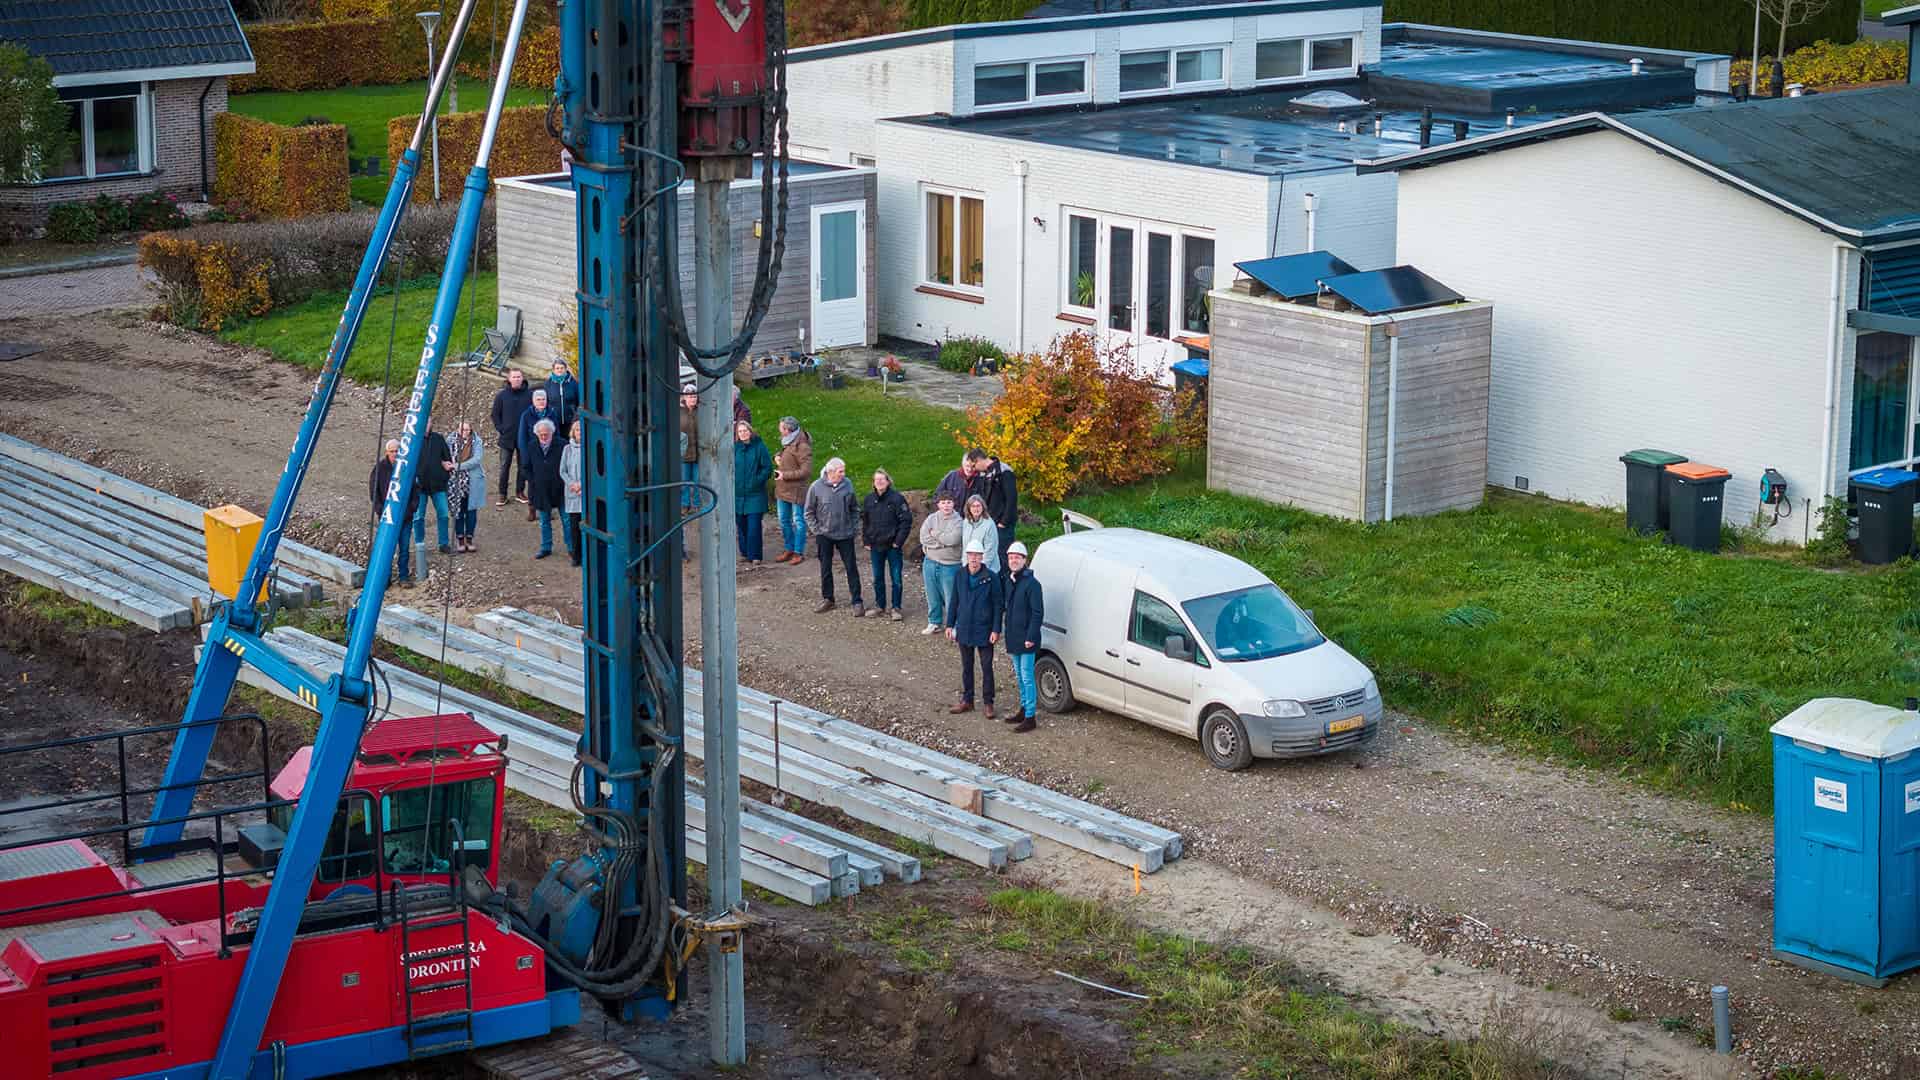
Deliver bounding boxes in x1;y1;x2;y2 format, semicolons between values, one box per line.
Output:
417;9;442;200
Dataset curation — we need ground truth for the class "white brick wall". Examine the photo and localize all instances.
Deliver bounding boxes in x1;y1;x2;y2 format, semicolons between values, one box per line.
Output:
1268;167;1400;269
1395;130;1858;542
873;120;1271;352
785;41;956;166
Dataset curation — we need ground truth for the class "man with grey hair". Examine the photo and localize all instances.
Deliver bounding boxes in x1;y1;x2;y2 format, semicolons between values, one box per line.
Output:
517;388;562;522
525;417;567;559
803;456;862;614
369;438;422;587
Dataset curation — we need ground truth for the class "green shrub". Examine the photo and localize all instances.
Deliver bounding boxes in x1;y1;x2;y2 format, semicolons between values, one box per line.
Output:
45;203;100;244
89;194;131;233
1804;495;1852;567
937;334;1005;374
1381;1;1857;57
127;192;189;232
1731;38;1909;92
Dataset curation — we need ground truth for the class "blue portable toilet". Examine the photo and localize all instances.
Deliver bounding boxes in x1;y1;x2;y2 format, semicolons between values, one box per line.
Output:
1771;697;1920;986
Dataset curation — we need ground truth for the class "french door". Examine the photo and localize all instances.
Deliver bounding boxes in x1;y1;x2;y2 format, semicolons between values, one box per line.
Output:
1094;217;1210;378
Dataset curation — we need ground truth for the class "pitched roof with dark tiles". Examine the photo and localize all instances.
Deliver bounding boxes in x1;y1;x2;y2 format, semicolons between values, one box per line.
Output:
0;0;252;78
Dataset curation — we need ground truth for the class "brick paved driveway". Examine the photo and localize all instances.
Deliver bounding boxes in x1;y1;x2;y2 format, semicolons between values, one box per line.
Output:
0;262;150;321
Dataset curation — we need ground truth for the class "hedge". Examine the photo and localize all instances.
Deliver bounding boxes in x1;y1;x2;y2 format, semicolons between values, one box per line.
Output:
457;25;560;88
1379;1;1857;57
138;200;497;331
213;113;352;219
1730;38;1909;92
908;0;1025;28
387;105;562;201
231;18;414;92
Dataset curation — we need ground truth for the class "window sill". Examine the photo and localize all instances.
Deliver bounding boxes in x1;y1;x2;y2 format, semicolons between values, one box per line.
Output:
26;170;158;187
1056;311;1096;326
917;284;985;304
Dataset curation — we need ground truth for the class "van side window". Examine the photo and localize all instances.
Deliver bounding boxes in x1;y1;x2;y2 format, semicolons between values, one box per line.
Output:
1130;592;1188;652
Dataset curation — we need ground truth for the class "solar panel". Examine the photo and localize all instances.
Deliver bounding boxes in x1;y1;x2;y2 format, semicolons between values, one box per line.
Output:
1318;265;1464;314
1233;251;1360;301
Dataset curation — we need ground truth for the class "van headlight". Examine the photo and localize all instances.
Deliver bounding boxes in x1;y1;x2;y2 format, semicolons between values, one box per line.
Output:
1363;678;1379;701
1261;699;1307;718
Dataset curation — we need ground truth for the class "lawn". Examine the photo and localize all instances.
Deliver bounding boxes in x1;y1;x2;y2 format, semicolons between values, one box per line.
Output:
740;376;1920;811
222;278;1920;811
220;272;498;387
1868;0;1908;17
229;79;545;204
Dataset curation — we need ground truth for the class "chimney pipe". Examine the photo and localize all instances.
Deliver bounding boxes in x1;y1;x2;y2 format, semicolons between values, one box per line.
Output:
1629;57;1643;75
1451;119;1469;142
1787;82;1805;97
1771;59;1785;97
1505;107;1516;128
1418;106;1434;148
1373;113;1384;136
1337;119;1347;133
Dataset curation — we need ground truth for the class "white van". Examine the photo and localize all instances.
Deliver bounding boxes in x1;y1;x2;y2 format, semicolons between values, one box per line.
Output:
1030;524;1381;770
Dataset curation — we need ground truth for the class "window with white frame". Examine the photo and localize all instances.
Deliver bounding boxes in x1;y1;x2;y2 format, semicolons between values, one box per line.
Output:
43;84;150;182
972;57;1089;109
1254;34;1358;83
924;187;985;291
1118;46;1228;96
1064;213;1098;313
1060;208;1215;337
1849;331;1919;471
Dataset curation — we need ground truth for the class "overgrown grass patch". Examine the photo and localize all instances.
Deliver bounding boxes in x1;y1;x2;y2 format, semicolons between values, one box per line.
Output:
220;273;497;389
859;886;1575;1077
6;583;133;631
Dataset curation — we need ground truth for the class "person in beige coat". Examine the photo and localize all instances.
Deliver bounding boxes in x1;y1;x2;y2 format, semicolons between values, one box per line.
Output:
772;416;813;563
918;492;964;634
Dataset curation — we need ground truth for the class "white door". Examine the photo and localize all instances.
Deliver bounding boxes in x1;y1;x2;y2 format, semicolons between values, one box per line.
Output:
1095;219;1202;379
810;201;866;349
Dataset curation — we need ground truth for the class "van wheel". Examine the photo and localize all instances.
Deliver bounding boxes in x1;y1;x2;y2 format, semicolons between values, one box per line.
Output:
1035;655;1075;713
1200;708;1254;771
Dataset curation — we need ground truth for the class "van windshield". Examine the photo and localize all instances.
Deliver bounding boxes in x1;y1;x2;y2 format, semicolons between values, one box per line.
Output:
1183;585;1323;662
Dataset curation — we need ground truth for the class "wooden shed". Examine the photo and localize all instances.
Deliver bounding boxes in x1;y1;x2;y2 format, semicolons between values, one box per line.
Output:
495;164;878;369
1206;264;1492;522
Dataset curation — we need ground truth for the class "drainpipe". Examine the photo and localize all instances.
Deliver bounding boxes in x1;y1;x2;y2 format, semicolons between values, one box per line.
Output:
197;77;217;199
1012;158;1029;354
1819;242;1849;506
1303;192;1318;251
1384;320;1401;521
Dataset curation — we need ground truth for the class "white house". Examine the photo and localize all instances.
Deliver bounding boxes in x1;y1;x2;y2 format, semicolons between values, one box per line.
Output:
783;0;1727;370
1360;86;1920;542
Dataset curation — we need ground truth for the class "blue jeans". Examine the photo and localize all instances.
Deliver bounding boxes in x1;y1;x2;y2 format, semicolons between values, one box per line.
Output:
1010;652;1037;717
681;460;699;511
536;508;555;555
737;513;765;561
921;560;958;627
413;489;450;548
455;502;478;539
395;542;413;582
868;546;903;610
777;499;806;554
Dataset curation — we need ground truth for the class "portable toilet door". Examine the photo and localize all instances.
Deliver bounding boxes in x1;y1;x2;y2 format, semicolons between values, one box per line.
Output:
1770;697;1920;985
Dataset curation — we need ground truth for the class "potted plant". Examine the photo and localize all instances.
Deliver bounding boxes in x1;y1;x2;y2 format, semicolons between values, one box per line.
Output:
882;355;906;381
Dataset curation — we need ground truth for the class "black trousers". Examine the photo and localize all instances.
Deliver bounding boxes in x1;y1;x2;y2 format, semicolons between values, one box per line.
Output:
817;536;862;603
496;438;525;498
996;524;1016;580
959;643;995;705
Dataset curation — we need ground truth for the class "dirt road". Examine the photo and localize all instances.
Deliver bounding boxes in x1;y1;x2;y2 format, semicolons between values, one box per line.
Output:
0;306;1908;1075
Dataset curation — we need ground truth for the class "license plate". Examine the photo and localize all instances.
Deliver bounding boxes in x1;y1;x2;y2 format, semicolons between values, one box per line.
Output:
1327;715;1365;735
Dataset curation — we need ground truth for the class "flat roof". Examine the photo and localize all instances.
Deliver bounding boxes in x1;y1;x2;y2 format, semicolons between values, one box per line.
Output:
895;26;1706;178
1880;3;1920;27
1361;85;1920;244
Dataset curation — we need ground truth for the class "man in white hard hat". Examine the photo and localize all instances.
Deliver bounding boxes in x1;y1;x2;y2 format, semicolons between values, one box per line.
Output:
945;538;1003;717
1001;541;1042;733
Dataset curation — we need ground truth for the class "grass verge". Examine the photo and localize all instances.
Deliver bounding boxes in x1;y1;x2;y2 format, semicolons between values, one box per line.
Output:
228;79;544;205
857;885;1587;1078
740;377;964;493
219;273;498;389
5;583;133;631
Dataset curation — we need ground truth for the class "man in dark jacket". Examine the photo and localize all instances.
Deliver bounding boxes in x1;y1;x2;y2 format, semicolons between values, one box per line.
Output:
524;418;568;559
860;468;914;620
545;359;581;431
517;389;561;521
1002;541;1043;733
978;453;1019;573
934;451;980;509
369;439;423;586
412;425;454;555
945;540;1003;718
489;368;535;506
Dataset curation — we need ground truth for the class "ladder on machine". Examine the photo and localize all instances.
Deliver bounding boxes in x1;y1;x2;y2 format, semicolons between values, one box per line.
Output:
395;879;477;1060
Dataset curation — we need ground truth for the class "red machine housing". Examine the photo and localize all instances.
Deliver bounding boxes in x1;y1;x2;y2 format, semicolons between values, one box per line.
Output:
674;0;769;158
0;713;553;1079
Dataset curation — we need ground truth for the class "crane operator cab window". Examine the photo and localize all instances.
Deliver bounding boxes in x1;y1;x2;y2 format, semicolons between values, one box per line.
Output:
381;778;497;877
268;794;376;882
